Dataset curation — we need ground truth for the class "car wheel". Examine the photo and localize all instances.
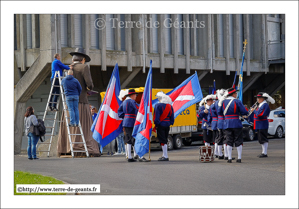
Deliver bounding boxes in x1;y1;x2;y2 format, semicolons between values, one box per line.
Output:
183;138;192;146
245;127;255;141
167;135;174;150
173;135;182;149
274;126;283;138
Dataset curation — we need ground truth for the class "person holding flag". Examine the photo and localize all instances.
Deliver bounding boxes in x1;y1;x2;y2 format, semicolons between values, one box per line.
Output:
118;89;139;162
154;92;174;161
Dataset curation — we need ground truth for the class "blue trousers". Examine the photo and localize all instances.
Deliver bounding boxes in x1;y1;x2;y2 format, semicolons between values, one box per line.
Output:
65;95;79;126
27;132;39;159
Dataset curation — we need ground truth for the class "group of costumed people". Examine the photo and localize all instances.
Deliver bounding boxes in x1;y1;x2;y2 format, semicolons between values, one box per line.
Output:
198;87;275;163
55;48;275;162
118;89;174;162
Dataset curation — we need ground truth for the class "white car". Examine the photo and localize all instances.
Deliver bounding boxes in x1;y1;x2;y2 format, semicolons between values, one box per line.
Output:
268;107;285;138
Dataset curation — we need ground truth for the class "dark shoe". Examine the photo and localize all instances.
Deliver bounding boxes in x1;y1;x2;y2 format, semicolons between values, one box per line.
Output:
28;158;33;160
128;158;136;162
53;107;59;111
259;154;268;158
227;159;232;163
158;157;169;161
236;159;241;163
218;155;224;159
133;155;139;160
232;157;235;160
224;157;228;160
33;158;39;160
138;157;148;162
47;106;53;111
215;155;219;158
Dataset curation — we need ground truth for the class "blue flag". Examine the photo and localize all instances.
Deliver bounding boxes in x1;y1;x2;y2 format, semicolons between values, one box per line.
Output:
238;40;247;103
212;80;216;94
132;60;153;158
152;72;203;118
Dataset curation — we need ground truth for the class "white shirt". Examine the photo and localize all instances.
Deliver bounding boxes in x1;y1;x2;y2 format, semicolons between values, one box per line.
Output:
258;100;267;108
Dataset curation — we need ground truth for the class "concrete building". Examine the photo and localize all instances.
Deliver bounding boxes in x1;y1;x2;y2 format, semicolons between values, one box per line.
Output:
14;14;285;154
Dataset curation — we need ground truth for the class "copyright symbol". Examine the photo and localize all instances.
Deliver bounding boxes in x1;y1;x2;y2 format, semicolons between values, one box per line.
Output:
17;187;22;192
94;18;106;30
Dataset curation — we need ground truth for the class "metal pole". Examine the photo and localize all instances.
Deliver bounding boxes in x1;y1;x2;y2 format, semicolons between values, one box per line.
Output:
142;14;146;73
55;14;57;54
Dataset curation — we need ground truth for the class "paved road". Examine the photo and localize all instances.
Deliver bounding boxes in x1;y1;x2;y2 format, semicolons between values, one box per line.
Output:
14;138;285;195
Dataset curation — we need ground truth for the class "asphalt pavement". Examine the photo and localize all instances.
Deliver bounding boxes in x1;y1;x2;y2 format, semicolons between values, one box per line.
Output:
14;138;285;195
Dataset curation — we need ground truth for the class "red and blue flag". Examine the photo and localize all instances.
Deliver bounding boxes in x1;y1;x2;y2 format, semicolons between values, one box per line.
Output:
91;63;123;148
153;72;203;118
132;60;153;157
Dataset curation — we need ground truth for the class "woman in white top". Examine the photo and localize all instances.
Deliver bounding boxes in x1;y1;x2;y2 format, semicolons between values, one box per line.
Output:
24;106;39;160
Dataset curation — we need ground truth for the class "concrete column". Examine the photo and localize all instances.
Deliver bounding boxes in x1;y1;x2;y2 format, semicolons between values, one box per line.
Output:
234;15;240;74
15;15;21;50
20;14;27;71
207;14;214;73
125;14;132;71
101;14;106;71
31;14;39;48
262;14;268;72
159;14;165;73
225;15;230;75
190;14;197;56
184;14;190;74
84;15;91;65
69;15;75;47
245;14;251;76
14;102;26;154
56;14;61;56
115;14;122;51
172;14;178;74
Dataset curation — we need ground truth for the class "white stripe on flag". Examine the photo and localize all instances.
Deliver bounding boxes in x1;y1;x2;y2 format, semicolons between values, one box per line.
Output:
101;104;122;120
175;95;195;102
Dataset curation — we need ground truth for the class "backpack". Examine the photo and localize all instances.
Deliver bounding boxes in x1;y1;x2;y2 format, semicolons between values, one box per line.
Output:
37;119;46;142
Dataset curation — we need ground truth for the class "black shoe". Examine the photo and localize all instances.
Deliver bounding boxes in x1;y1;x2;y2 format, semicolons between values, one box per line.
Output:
47;106;53;111
53;107;59;111
218;155;224;159
128;158;136;162
232;157;235;160
215;155;219;158
236;159;241;163
33;158;39;160
259;154;268;158
133;155;139;160
28;158;33;160
227;159;232;163
158;157;169;161
138;157;148;162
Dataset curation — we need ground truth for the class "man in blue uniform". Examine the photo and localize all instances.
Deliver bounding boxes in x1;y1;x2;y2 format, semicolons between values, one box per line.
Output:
218;87;248;163
213;89;226;159
198;95;213;146
209;94;219;157
251;92;273;158
118;89;139;162
154;92;174;161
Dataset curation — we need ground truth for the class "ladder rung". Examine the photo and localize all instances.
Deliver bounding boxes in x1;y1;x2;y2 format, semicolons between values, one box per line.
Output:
51;94;60;96
52;85;61;87
69;134;82;135
44;118;56;120
38;151;50;152
45;134;55;136
48;102;58;103
45;126;54;128
72;150;88;153
71;142;85;144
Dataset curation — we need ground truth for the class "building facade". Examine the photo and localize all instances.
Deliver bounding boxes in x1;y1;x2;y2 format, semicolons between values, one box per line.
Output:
14;14;285;153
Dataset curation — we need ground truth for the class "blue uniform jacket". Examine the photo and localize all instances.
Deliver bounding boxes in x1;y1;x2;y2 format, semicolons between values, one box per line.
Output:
51;59;70;79
154;103;174;127
218;98;248;129
118;98;138;128
210;101;218;130
198;105;211;130
253;102;270;130
215;100;225;129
